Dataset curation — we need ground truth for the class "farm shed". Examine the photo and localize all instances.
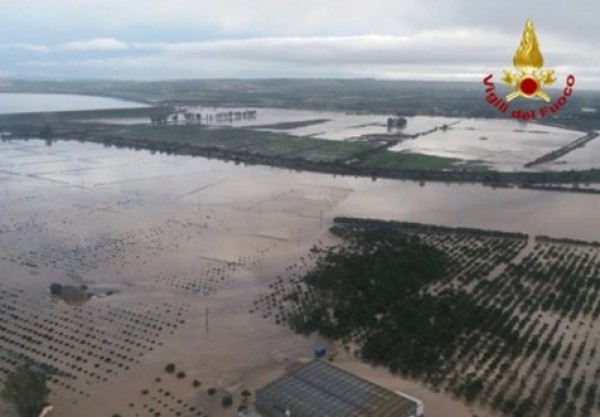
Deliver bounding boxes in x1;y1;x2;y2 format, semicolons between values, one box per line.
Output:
256;360;423;417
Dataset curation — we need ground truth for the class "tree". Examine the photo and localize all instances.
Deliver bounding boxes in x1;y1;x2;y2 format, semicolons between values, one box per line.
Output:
463;378;484;402
241;389;252;406
49;283;63;296
221;393;233;407
0;365;50;417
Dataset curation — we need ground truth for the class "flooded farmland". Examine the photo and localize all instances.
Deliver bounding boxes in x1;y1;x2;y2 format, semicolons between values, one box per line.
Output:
87;105;459;140
388;118;586;171
81;104;597;172
187;107;458;139
542;129;600;170
0;137;599;417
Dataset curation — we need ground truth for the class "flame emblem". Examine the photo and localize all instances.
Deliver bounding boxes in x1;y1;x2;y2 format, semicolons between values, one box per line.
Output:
502;19;556;102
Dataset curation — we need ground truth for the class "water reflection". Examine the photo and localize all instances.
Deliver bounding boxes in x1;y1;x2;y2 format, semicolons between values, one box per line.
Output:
0;139;598;241
0;93;147;114
389;118;584;171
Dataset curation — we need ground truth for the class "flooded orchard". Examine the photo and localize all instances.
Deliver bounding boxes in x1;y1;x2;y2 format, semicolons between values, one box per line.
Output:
0;139;599;417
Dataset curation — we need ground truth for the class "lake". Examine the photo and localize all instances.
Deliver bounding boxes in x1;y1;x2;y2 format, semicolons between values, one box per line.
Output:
0;93;147;114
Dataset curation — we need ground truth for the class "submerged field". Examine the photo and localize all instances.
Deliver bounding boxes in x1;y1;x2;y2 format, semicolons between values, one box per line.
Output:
388;118;586;171
0;84;599;417
1;94;599;178
257;218;600;417
82;107;598;173
0;137;600;417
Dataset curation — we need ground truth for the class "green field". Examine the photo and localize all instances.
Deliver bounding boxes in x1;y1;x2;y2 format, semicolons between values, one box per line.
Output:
360;150;460;170
109;125;379;163
104;124;463;168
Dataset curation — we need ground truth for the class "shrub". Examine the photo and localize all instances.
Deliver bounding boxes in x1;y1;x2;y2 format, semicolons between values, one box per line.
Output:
49;283;63;296
165;364;176;374
0;365;50;417
221;394;233;407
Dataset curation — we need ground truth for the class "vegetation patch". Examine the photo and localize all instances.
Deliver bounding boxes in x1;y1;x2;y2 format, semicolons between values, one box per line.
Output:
109;125;377;163
0;365;49;417
286;221;515;378
258;217;600;416
360;150;461;171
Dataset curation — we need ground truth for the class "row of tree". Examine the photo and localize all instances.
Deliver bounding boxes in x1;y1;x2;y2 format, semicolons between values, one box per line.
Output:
149;109;258;125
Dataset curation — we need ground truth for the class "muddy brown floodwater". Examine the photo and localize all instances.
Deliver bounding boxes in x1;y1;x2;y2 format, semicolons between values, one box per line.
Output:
0;139;598;417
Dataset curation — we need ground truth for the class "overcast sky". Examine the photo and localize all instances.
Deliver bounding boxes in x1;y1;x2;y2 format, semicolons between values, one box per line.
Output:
0;0;598;87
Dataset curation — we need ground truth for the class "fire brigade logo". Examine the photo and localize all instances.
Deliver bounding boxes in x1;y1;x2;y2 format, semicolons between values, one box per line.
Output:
483;19;575;121
502;19;555;102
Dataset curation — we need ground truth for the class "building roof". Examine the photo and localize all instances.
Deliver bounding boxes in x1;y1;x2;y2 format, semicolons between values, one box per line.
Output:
257;360;417;417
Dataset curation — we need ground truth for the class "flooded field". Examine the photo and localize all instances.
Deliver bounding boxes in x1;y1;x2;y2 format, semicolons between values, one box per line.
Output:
87;105;598;172
539;130;600;170
0;139;599;417
0;93;147;114
94;105;458;140
389;118;587;171
188;107;457;139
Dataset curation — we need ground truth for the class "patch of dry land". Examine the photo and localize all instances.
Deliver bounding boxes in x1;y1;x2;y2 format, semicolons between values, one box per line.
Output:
0;139;598;417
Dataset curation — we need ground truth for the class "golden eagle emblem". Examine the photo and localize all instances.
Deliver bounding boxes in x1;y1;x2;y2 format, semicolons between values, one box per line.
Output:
502;19;556;102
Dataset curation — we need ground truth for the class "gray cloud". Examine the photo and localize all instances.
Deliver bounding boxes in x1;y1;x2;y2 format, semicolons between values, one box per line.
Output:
0;0;598;86
61;38;129;51
157;30;509;65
